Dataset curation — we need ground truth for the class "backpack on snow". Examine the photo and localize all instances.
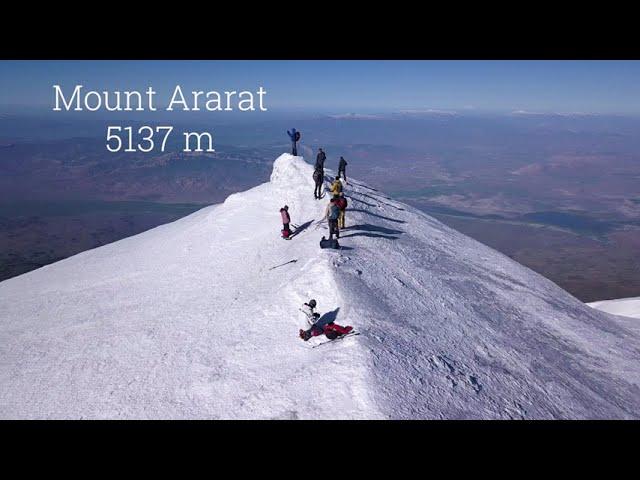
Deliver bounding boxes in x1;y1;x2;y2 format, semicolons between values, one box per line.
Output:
320;236;340;249
313;169;322;183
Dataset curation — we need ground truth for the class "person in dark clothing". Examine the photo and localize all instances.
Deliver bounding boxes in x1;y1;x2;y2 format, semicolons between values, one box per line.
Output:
324;197;341;240
287;128;301;155
280;205;291;238
314;149;327;200
313;167;323;199
338;156;348;184
315;148;326;172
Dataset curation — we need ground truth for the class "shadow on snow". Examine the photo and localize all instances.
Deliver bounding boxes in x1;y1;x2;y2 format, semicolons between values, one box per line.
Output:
349;209;406;224
289;220;313;239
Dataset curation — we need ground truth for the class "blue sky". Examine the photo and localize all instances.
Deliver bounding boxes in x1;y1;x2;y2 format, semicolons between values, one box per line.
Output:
1;60;639;114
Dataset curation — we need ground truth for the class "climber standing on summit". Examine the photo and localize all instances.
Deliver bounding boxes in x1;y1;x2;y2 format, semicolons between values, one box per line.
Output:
315;148;326;174
313;167;323;199
329;176;343;197
312;148;327;200
287;128;301;156
324;197;341;240
338;156;348;184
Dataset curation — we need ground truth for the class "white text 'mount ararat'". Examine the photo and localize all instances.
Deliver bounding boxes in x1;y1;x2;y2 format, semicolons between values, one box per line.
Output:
52;85;268;113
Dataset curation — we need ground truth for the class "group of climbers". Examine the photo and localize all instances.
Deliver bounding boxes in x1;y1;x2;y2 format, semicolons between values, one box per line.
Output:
320;151;348;245
279;205;355;342
287;128;349;200
279;176;347;242
285;129;352;244
282;130;355;342
312;148;348;199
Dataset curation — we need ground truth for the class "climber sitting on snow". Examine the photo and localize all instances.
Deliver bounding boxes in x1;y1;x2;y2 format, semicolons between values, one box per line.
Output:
300;299;320;325
299;299;353;341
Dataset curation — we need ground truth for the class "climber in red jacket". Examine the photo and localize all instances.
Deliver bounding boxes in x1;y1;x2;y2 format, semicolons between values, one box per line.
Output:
299;299;353;341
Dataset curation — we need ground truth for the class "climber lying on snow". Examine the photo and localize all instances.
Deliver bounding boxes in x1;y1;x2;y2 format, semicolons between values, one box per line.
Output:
299;299;353;341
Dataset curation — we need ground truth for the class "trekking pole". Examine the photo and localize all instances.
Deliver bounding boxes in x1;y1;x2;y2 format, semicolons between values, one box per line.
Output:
298;308;313;321
313;219;326;229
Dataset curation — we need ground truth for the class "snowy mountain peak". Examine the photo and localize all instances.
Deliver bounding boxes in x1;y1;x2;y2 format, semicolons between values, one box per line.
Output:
1;153;639;419
270;152;312;187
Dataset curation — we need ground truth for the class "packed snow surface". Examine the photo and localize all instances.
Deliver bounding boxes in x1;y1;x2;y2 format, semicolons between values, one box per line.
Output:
589;297;640;320
1;154;639;419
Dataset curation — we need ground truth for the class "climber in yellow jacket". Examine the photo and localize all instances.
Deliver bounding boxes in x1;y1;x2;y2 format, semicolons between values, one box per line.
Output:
329;177;343;197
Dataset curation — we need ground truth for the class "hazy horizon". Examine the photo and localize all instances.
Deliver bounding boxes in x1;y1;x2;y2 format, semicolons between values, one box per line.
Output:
2;60;640;115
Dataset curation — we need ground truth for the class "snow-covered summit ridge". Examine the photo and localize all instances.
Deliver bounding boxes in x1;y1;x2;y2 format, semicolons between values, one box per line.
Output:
1;153;639;419
270;152;315;187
